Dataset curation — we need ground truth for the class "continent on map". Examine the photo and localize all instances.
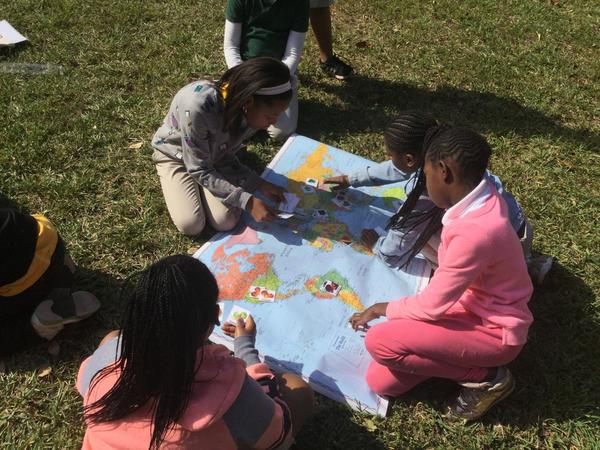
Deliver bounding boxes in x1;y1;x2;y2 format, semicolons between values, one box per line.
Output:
287;143;334;185
245;266;283;303
305;270;365;311
211;245;274;302
381;186;406;210
285;143;336;209
225;226;261;249
304;222;371;256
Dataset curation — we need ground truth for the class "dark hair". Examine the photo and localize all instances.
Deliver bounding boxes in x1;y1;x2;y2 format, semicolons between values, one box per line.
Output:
423;126;491;186
217;57;292;132
388;125;492;267
387;169;445;267
84;255;219;450
383;111;438;162
384;115;443;268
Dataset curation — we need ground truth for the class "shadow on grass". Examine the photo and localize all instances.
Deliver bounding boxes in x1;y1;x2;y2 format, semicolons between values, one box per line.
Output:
501;261;600;426
0;192;23;211
294;399;388;450
0;43;30;60
0;194;126;371
297;74;599;152
3;266;125;374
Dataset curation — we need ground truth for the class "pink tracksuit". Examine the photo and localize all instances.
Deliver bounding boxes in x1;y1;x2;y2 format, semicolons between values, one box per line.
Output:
365;179;534;396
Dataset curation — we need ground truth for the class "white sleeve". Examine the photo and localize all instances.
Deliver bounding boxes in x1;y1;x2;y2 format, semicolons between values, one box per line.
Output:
223;20;243;69
281;31;306;75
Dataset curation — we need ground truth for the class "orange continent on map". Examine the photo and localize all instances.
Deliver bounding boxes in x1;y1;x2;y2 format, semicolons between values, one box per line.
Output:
211;245;274;301
286;143;336;207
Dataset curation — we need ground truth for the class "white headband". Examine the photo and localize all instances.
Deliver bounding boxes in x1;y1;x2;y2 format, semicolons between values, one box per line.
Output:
255;81;292;96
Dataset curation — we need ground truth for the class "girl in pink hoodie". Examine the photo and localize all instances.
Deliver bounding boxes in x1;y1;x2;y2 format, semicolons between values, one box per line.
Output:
77;255;313;449
349;126;534;421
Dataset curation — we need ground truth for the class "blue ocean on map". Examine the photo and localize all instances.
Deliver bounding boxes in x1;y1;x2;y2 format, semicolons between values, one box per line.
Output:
196;135;431;416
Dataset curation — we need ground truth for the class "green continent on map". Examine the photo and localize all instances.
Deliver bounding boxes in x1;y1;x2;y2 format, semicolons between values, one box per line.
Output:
382;186;406;209
299;189;332;209
245;266;282;303
304;270;365;311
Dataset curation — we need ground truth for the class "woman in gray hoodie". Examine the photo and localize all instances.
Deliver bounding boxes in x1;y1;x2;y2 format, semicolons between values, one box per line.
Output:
152;57;291;236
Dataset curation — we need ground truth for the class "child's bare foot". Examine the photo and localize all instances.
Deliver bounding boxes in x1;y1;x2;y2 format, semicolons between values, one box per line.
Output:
361;229;379;249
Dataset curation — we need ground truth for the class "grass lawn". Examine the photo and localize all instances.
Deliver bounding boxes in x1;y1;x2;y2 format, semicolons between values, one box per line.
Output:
1;0;599;448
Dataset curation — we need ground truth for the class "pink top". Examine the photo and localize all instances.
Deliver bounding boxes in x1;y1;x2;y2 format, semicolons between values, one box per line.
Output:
77;342;292;449
386;180;533;345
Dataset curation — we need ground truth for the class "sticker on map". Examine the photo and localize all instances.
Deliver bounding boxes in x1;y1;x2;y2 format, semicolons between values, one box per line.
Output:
226;305;251;325
320;279;341;296
198;135;432;417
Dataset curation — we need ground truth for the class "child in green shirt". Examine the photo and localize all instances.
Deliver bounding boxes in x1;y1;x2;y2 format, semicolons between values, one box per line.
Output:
224;0;310;141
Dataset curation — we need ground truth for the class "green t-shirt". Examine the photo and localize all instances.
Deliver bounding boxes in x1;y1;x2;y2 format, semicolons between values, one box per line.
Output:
226;0;309;61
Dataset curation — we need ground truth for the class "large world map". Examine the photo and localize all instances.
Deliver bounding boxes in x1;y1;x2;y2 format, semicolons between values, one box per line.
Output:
195;135;431;416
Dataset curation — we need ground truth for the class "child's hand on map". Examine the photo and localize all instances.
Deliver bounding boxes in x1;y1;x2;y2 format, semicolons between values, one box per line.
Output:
258;180;286;204
323;175;350;191
361;229;379;249
349;303;388;331
247;196;277;222
222;314;257;338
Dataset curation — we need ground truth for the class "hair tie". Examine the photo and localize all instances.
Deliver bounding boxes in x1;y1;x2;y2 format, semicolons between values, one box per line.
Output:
255;81;292;96
220;82;230;101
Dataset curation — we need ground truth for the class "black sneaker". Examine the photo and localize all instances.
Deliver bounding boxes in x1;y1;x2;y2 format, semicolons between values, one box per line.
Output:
319;54;353;80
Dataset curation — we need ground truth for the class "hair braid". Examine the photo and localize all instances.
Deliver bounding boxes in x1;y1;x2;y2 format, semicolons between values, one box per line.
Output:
387;169;445;268
384;111;438;160
85;255;219;450
424;126;491;185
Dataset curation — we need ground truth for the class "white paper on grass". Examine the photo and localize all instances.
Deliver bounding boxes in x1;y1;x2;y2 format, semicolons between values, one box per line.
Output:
0;20;27;46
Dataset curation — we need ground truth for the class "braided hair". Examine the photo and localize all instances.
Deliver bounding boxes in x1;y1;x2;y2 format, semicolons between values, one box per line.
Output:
388;125;492;267
423;126;491;186
217;57;292;133
383;114;442;268
384;111;438;161
85;255;219;450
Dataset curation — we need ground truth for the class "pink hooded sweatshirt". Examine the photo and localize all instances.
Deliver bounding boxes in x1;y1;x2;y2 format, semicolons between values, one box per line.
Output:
386;179;534;345
77;338;292;449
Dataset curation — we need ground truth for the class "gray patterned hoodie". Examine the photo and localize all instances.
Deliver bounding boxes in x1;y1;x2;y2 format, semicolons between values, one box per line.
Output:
152;80;263;209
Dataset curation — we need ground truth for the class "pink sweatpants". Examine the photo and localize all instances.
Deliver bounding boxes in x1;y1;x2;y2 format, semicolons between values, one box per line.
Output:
364;306;523;397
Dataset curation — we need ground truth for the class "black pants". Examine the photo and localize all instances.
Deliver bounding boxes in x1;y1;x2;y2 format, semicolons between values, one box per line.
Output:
0;239;73;357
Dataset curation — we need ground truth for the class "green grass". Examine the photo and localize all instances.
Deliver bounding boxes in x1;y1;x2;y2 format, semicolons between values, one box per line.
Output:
1;0;599;448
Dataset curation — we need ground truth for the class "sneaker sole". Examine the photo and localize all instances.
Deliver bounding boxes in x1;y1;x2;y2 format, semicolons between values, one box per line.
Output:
34;292;100;326
35;311;97;327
